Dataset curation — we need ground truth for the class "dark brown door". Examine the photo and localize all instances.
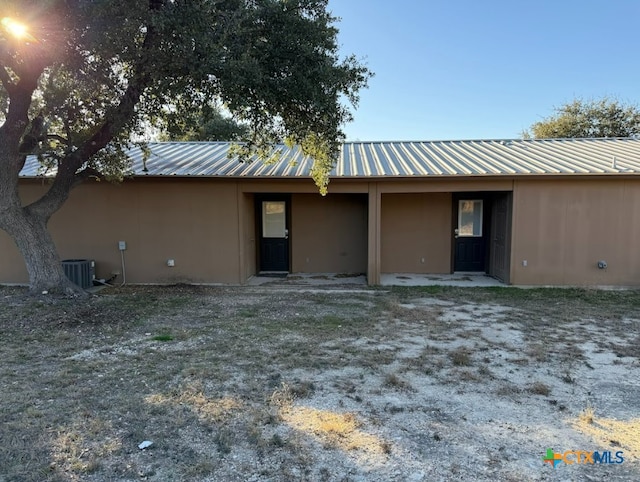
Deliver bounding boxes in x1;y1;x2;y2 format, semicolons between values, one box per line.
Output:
259;199;289;272
454;199;486;272
489;193;512;282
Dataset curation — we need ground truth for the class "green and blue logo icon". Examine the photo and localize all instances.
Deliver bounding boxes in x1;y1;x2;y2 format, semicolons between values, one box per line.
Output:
543;448;624;468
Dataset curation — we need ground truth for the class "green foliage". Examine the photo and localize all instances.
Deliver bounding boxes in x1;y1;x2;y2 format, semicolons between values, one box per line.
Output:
1;0;371;192
526;98;640;139
160;105;249;142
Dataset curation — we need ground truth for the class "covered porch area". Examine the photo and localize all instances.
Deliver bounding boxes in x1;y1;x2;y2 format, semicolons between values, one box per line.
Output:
368;180;514;286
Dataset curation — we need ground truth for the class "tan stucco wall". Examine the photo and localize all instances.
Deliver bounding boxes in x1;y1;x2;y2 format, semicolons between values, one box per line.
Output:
1;179;370;285
1;179;242;284
510;178;640;286
380;192;452;273
240;192;256;281
291;193;367;273
4;176;640;287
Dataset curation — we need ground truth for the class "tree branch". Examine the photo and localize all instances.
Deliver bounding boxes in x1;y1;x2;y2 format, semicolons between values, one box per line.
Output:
46;133;69;145
71;167;102;188
26;88;146;219
27;2;162;220
0;70;43;187
0;65;15;95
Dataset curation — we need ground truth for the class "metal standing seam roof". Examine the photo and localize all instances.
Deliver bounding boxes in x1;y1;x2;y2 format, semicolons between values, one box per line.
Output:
19;138;640;179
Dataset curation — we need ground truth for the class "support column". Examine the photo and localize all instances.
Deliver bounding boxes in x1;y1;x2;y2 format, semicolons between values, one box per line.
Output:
236;182;246;284
508;180;517;285
367;183;381;285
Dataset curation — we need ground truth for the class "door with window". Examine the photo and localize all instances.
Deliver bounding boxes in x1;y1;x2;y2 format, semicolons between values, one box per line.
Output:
259;199;289;272
454;199;486;272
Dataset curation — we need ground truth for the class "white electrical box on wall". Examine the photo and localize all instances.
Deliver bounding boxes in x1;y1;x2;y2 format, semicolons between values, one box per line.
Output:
118;241;127;251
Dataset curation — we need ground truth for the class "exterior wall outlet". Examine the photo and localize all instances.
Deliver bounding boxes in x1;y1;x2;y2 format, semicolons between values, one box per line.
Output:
597;260;607;269
522;260;527;267
167;259;175;267
118;241;126;251
421;257;425;263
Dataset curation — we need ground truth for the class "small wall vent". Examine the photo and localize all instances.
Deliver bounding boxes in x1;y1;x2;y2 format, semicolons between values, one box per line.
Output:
62;259;95;289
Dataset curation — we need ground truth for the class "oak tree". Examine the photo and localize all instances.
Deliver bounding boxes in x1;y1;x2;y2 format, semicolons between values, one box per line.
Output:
160;104;249;141
0;0;370;294
526;98;640;139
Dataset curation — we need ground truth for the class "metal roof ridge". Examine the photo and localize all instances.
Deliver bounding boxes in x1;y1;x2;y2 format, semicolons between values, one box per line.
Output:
140;137;640;146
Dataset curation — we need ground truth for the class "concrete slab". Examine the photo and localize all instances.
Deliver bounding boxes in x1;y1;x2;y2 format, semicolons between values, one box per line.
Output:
247;273;367;287
380;273;504;287
247;272;504;288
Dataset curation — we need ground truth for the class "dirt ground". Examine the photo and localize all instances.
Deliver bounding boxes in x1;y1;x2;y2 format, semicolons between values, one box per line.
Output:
0;283;639;481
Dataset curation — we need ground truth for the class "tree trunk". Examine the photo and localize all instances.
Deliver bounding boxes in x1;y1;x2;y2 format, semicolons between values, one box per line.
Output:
1;208;86;296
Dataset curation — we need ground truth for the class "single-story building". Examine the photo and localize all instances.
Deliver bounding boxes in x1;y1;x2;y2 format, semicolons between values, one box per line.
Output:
2;137;640;287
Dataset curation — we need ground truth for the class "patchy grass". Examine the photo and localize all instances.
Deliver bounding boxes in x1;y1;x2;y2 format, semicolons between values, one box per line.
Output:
281;407;388;455
528;381;552;396
450;347;472;366
579;404;596;425
382;373;414;391
145;384;243;423
1;284;639;481
574;416;640;460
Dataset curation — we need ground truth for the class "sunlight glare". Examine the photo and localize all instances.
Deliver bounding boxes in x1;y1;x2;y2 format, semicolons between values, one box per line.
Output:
1;17;36;42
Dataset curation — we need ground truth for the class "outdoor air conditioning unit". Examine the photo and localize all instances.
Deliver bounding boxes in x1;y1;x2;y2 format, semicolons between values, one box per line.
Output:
62;259;95;289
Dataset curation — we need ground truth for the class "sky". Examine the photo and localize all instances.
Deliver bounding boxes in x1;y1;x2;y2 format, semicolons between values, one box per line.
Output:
327;0;640;141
